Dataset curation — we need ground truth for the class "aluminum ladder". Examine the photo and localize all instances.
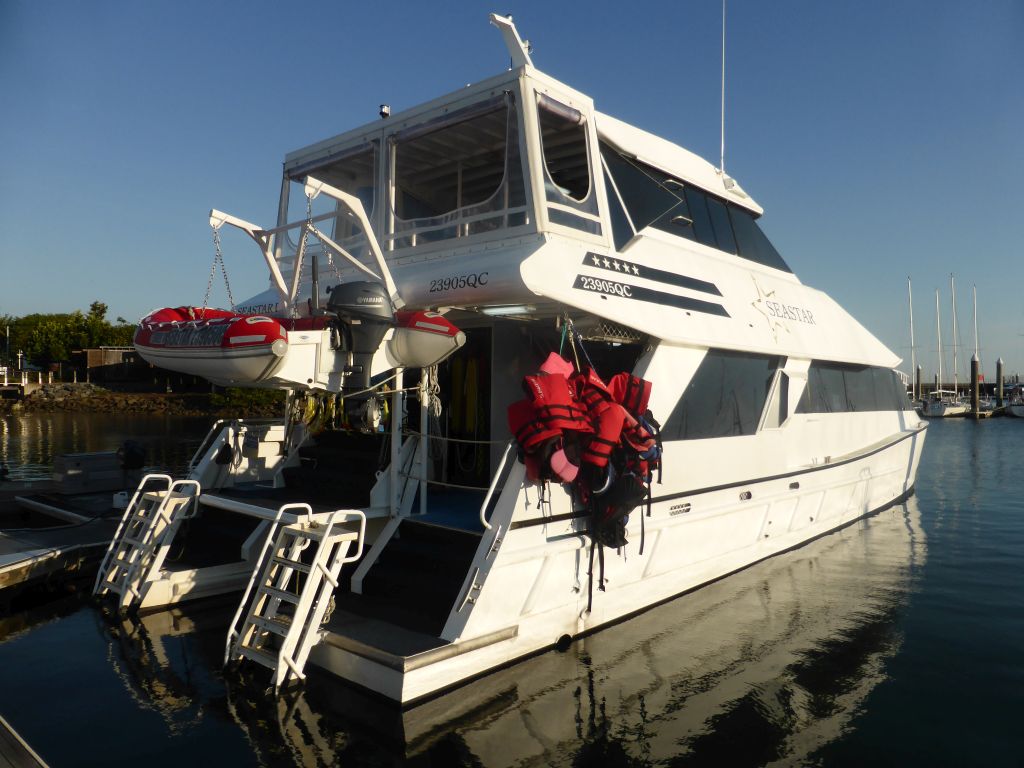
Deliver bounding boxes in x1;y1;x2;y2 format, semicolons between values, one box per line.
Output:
224;503;365;691
92;474;201;610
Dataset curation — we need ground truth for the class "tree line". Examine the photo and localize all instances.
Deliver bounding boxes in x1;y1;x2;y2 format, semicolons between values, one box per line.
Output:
1;302;134;366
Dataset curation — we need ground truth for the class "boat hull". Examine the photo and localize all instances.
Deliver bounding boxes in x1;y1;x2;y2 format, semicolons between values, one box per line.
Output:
310;420;927;703
134;308;290;385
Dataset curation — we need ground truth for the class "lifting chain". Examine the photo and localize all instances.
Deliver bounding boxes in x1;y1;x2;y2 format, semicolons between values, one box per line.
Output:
292;197;313;317
202;224;236;317
305;194;348;285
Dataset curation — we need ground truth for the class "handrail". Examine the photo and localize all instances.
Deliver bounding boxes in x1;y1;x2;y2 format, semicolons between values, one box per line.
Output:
224;504;289;665
480;439;515;531
188;419;232;474
91;473;172;597
188;418;284;477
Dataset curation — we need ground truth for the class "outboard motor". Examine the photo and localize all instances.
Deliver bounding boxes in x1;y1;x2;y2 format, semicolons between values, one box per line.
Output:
327;280;395;393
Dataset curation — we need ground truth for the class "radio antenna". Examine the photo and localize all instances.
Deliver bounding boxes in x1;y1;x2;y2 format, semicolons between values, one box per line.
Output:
719;0;727;175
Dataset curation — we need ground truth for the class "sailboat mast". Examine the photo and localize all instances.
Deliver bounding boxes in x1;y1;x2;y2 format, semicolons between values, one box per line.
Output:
908;276;916;381
936;289;942;392
951;274;958;396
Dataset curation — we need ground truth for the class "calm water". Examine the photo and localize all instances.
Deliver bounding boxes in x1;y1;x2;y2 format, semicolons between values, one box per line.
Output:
0;411;213;481
1;415;1023;766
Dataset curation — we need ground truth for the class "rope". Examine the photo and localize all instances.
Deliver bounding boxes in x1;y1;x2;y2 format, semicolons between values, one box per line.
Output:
397;472;499;492
401;430;509;446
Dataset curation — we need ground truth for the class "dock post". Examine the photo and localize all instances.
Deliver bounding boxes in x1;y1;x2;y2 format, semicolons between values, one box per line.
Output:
997;358;1004;407
971;354;980;418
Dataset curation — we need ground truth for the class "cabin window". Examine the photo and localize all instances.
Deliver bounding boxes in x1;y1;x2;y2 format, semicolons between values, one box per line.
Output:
662;349;780;439
706;197;738;255
537;95;602;235
599;145;694;241
282;144;378;280
797;362;911;413
730;208;790;272
388;94;527;249
600;142;792;272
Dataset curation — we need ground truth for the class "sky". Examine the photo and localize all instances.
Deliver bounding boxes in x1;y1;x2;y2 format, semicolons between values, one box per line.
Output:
1;1;1022;380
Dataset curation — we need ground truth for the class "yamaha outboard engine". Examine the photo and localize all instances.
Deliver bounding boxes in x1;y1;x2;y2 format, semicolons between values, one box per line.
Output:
327;279;395;394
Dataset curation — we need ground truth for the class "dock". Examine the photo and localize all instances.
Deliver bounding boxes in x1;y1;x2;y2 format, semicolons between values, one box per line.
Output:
0;487;119;594
0;715;47;768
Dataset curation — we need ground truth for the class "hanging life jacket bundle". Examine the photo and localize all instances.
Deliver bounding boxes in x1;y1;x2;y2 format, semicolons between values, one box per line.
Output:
506;350;663;611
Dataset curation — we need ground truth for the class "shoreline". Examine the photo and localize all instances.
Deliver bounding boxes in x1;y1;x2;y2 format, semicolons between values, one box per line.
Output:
0;382;284;418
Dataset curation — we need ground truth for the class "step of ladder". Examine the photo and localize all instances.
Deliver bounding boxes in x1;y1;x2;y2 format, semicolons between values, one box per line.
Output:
271;555;310;574
238;644;278;670
247;614;293;637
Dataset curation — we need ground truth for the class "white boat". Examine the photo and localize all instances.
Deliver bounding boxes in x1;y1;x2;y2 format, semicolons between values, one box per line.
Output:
922;389;969;418
93;14;927;704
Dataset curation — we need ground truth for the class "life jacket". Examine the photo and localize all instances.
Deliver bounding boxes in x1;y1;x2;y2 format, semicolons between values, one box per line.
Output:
571;367;614;412
506;398;561;452
609;373;652;418
581;400;627;469
521;373;593;435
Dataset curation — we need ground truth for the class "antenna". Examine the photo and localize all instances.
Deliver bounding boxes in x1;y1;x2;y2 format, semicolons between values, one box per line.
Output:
719;0;727;174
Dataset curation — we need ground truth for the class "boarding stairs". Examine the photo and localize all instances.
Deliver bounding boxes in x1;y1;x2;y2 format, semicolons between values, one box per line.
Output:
92;474;201;611
224;503;365;691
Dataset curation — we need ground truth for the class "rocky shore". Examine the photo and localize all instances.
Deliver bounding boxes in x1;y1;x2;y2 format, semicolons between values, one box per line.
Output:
0;382;285;418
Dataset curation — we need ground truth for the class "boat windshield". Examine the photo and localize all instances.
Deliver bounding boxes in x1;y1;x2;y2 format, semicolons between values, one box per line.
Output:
387;93;528;250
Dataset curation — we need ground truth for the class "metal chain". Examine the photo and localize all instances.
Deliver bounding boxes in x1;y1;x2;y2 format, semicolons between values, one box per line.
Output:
306;195;347;284
291;197;313;317
202;225;235;316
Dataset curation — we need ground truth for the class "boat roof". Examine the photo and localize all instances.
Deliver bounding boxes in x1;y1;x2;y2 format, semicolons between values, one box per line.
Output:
595;111;763;216
283;62;764;216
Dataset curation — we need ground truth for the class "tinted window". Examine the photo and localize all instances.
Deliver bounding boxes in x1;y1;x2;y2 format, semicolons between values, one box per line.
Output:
684;187;716;248
798;362;910;413
730;207;791;271
663;349;780;439
604;169;635;251
600;145;690;236
706;197;737;255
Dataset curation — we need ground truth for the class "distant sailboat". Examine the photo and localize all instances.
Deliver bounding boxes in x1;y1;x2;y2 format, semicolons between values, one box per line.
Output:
923;280;968;418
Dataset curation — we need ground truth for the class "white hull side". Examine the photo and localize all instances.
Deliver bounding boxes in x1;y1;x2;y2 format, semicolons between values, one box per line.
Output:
923;399;969;418
310;419;926;703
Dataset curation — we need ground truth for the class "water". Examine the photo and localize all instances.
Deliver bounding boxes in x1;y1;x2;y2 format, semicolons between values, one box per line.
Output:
0;412;213;481
1;415;1023;766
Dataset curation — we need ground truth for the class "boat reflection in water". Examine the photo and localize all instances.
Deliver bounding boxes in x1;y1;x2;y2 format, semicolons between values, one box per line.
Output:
101;499;925;765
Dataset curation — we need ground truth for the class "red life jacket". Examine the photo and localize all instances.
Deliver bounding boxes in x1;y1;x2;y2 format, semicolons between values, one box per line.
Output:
507;399;561;452
572;367;614;413
582;401;628;469
609;373;652;417
522;373;593;435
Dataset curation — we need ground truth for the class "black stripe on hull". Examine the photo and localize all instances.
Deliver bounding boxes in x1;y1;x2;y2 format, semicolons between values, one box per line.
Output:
572;275;730;317
582;252;721;296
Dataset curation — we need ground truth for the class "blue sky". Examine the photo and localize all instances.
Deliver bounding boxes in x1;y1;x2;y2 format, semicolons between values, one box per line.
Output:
1;1;1021;380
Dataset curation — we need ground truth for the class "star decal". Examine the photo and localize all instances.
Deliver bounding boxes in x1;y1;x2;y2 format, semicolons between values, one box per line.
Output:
750;275;787;342
602;258;611;268
612;261;621;271
591;254;602;266
631;265;640;275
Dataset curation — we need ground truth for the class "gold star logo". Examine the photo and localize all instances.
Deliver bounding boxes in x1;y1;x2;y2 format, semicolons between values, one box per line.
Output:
750;276;787;342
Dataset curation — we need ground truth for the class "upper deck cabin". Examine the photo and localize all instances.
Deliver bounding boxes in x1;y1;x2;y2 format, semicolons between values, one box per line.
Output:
268;47;791;310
